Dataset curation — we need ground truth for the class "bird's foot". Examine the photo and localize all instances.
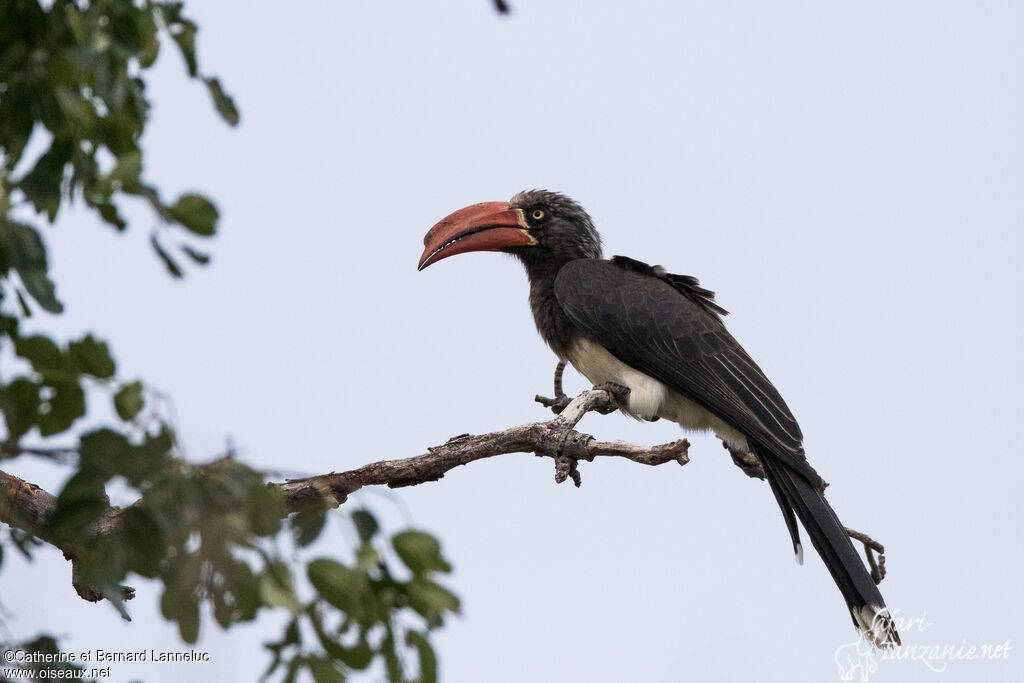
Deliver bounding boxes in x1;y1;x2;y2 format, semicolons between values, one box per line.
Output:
592;382;631;414
535;393;572;415
722;441;766;480
845;527;888;585
535;360;571;415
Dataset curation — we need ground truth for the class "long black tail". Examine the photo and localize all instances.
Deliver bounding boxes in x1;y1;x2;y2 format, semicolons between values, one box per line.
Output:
756;444;900;647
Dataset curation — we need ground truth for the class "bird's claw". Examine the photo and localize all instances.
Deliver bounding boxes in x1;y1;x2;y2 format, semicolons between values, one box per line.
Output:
535;393;572;415
592;382;630;414
845;527;888;585
535;360;571;414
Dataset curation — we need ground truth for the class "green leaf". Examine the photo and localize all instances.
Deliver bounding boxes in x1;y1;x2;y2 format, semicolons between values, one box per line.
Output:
354;544;379;572
352;509;379;544
171;193;218;236
2;221;47;265
392;530;451;575
308;559;373;623
38;381;86;436
291;506;327;547
79;428;132;475
1;378;40;440
204;78;240;126
120;507;164;577
225;561;260;622
2;220;64;313
96;201;128;230
406;631;438;683
68;334;116;378
308;658;344;683
337;640;373;671
14;335;63;371
137;11;161;68
0;313;18;338
19;270;64;313
212;590;234;629
247;481;286;537
108;151;142;188
16;137;73;222
151;234;184;278
259;568;300;613
47;468;109;538
114;381;145;420
170;22;198;76
160;586;179;620
177;597;201;643
181;244;211;264
310;609;373;670
406;579;460;626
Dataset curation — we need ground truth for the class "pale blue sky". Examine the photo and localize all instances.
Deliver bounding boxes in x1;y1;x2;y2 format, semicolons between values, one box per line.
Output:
4;1;1023;681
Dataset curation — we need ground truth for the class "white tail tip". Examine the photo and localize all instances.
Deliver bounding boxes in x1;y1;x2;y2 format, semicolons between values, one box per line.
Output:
853;605;901;649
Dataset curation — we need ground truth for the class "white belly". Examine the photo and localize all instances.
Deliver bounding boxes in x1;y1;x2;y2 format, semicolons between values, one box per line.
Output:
566;337;750;451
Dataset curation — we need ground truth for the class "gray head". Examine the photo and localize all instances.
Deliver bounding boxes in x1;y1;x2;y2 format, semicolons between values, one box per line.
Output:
507;189;603;263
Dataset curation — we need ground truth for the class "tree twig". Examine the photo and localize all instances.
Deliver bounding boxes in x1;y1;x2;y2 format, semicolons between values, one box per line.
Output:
278;388;689;504
0;442;78;464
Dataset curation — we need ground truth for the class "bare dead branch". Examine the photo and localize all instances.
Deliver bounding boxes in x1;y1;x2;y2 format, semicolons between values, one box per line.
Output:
0;389;688;610
278;388;689;505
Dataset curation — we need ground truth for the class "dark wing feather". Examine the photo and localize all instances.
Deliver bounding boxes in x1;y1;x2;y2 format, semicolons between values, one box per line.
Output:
611;256;730;317
555;258;821;487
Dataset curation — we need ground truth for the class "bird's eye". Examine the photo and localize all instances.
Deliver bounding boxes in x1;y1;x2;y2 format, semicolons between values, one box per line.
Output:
531;209;546;221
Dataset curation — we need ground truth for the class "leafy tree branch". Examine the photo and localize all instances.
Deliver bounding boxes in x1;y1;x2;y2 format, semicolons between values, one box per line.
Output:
1;1;515;681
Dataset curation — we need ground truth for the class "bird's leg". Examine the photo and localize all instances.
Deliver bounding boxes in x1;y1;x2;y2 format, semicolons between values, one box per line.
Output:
535;360;572;414
722;441;766;480
591;381;631;414
845;527;888;585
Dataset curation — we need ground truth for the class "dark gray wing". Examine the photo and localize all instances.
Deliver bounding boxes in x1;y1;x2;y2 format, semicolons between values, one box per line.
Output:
555;257;821;487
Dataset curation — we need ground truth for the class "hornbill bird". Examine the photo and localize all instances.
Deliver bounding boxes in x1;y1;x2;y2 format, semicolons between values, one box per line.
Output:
417;190;899;647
